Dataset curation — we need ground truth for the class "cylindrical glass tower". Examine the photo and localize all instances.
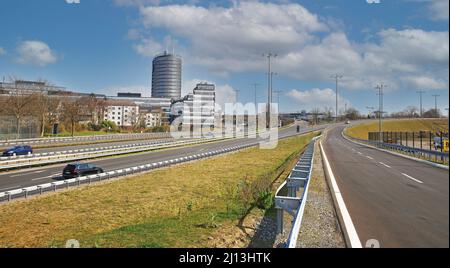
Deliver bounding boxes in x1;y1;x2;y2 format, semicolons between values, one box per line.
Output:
151;52;182;99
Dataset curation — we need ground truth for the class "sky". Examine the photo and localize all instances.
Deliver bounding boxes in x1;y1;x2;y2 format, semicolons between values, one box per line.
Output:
0;0;448;115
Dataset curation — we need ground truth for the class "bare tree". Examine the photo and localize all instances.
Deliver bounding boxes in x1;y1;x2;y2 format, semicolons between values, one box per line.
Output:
61;95;82;137
323;106;334;120
404;106;419;118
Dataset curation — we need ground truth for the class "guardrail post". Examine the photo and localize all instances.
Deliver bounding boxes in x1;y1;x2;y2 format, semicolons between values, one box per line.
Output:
276;208;284;235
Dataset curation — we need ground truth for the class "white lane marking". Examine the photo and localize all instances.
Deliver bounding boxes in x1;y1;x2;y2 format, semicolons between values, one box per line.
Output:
401;173;424;184
32;173;60;181
320;141;362;248
357;152;363;155
379;162;391;168
10;170;46;178
0;186;22;191
366;156;374;160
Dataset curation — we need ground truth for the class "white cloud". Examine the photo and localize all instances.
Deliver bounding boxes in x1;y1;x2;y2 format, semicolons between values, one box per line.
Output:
16;40;58;66
287;88;349;110
428;0;449;20
128;2;448;93
138;2;327;72
133;38;163;58
0;47;5;56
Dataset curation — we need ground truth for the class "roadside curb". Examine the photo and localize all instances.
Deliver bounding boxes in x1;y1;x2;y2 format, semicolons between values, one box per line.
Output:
341;131;449;171
319;138;362;248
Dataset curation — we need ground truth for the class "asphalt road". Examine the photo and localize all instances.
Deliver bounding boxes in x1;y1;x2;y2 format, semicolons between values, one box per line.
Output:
0;124;326;192
322;125;449;248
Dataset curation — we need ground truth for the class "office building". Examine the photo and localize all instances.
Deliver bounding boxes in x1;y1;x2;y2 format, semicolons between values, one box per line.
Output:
151;52;182;99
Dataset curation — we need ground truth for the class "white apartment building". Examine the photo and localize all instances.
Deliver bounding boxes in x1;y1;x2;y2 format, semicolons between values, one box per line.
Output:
144;111;162;128
170;83;215;130
104;100;139;127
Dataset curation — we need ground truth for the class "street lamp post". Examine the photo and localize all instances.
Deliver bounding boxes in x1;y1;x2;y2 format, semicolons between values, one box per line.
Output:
432;94;440;118
264;53;277;128
417;90;426;118
331;74;343;122
376;84;387;143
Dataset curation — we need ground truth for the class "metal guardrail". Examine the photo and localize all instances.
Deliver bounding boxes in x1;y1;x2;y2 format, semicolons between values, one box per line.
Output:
0;138;224;171
0;132;171;147
274;137;318;248
0;128;324;203
0;143;256;202
0;139;175;161
344;133;449;164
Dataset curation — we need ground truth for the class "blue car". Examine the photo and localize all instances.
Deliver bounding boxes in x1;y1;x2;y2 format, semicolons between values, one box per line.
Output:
2;145;33;157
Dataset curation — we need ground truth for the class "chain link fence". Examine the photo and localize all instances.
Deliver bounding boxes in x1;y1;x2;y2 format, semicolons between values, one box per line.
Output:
0;116;39;140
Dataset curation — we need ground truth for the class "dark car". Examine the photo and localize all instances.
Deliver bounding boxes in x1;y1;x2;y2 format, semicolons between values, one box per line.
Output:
2;145;33;157
62;163;104;179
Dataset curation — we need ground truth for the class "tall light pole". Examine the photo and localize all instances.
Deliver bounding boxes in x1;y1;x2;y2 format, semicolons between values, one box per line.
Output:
376;84;387;142
417;90;426;118
235;89;240;103
252;83;260;108
432;94;440;118
264;53;277;127
331;74;343;122
274;90;283;108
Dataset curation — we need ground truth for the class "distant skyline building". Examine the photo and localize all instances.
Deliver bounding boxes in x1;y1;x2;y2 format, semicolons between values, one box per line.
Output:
170;83;216;130
151;52;182;99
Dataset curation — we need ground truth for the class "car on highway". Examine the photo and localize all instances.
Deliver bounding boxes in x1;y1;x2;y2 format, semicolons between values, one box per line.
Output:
345;120;351;124
2;145;33;157
62;163;104;179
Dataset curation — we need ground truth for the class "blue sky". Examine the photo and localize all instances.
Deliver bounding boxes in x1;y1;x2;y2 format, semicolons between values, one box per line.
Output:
0;0;448;115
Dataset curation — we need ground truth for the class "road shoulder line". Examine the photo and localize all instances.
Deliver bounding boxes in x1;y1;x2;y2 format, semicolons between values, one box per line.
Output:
319;139;362;248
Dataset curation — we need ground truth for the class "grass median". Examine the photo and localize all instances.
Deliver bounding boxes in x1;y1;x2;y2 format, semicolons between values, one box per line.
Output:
0;132;319;248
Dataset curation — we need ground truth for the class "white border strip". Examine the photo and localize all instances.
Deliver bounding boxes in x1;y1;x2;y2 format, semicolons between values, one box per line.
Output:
320;140;362;248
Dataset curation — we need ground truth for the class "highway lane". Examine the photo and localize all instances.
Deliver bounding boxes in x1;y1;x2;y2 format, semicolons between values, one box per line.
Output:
323;125;449;247
0;124;326;192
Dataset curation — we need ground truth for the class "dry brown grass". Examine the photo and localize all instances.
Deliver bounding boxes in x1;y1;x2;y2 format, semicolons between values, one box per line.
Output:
346;119;449;140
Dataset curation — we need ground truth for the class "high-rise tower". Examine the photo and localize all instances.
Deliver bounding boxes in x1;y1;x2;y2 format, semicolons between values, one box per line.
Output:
151;52;182;99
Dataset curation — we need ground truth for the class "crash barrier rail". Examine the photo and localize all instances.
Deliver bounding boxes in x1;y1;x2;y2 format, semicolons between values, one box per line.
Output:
0;137;227;171
0;129;272;170
345;133;449;165
0;132;171;147
0;142;258;202
274;136;318;248
0;128;324;202
0;128;299;170
0;138;175;161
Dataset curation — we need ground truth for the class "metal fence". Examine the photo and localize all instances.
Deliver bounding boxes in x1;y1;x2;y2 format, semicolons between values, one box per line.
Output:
274;137;318;248
351;132;449;165
0;116;39;140
368;131;449;153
